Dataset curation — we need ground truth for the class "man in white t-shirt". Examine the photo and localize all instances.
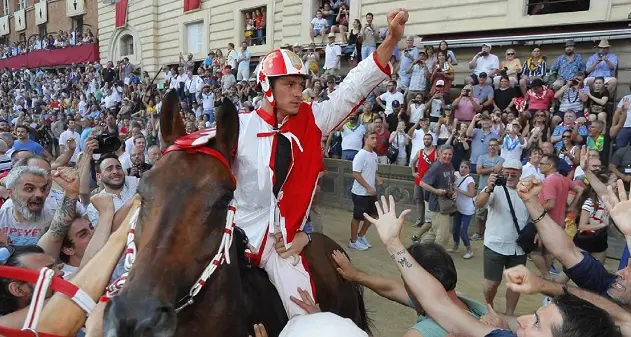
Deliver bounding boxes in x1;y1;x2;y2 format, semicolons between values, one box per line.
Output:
58;117;81;165
310;9;329;44
613;95;631;148
499;121;527;162
408;118;437;161
349;131;380;251
226;43;239;76
341;114;366;161
124;124;142;154
521;147;545;181
467;43;500;85
323;33;342;76
377;80;405;116
120;134;148;172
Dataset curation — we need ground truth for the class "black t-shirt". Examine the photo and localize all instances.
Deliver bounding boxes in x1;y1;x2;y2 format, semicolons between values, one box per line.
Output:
588;90;609;113
494;87;517;112
102;68;116;84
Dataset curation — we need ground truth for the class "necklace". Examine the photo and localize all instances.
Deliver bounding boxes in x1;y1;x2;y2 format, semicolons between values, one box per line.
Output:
504;135;520;151
565;88;579;103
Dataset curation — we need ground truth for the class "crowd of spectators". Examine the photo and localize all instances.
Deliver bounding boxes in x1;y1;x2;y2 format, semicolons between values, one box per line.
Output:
0;28;97;59
0;6;629;336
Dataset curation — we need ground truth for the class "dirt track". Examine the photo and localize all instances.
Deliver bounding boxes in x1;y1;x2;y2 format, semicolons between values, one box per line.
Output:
320;207;619;336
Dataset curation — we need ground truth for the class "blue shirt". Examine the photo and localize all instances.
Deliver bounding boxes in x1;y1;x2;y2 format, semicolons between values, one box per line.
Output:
399;47;419;80
551;124;587;150
80;128;92;150
469;129;499;164
586;52;618;77
410;295;488;337
551;54;585;81
565;251;616;298
486;330;517;337
12;139;45;155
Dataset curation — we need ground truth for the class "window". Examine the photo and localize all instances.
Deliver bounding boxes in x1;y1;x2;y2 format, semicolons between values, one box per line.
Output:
120;34;134;56
18;32;24;42
242;6;266;46
185;21;203;54
38;24;46;39
72;16;84;33
526;0;590;15
16;0;24;10
2;0;8;16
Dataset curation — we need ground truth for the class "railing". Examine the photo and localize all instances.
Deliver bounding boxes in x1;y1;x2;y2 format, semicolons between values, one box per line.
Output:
0;26;98;60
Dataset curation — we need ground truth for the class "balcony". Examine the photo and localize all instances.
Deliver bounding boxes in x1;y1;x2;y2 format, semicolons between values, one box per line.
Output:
0;43;99;69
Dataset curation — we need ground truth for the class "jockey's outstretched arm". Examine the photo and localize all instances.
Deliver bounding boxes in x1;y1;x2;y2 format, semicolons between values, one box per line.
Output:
312;10;407;135
0;198;141;336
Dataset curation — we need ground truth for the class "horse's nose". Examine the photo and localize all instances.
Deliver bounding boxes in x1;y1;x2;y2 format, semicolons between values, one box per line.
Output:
103;295;177;337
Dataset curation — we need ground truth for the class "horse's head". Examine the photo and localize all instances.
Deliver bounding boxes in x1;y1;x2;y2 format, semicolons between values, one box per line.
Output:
103;90;240;337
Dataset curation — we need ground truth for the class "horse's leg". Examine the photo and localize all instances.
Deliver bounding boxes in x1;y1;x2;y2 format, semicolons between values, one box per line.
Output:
37;198;140;336
303;233;371;333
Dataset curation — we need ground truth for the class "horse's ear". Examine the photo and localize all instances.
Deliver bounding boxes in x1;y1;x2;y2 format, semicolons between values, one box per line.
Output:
214;98;239;160
159;90;186;149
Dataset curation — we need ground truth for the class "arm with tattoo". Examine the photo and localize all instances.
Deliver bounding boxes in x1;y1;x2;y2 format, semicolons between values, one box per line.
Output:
38;194;78;258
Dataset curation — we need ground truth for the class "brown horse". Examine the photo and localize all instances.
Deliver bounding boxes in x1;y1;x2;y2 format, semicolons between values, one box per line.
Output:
102;90;369;337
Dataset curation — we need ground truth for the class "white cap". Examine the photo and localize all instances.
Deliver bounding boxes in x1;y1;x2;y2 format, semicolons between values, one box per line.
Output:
436;79;445;86
503;159;523;170
279;313;368;337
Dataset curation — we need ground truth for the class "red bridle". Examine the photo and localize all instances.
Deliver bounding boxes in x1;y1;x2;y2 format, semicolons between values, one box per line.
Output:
0;266;96;337
162;128;236;187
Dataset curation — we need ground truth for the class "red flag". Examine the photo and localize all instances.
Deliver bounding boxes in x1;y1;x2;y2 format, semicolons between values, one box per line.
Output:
183;0;200;12
115;0;128;28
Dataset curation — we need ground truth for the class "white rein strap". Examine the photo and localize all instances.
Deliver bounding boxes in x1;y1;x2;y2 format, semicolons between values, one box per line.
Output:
22;267;96;332
104;201;237;315
175;201;236;312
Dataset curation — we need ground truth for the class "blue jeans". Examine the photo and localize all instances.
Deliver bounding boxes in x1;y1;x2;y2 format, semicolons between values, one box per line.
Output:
342;149;358;161
452;212;473;249
620;244;629;270
361;45;376;61
616;127;631;149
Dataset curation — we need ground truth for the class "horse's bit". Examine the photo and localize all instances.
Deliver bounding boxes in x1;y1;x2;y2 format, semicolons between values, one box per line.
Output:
104;128;238;313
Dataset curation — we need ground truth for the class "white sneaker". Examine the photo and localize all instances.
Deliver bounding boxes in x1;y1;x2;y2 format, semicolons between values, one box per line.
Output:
358;236;372;248
349;240;368;251
463;252;473;259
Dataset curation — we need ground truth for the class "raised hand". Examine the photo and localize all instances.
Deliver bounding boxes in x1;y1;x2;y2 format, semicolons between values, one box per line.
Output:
516;177;543;202
332;250;359;282
66;138;77;152
504;264;547;295
248;324;268;337
364;195;411;247
386;8;409;42
90;193;114;214
602;179;631;236
52;167;80;197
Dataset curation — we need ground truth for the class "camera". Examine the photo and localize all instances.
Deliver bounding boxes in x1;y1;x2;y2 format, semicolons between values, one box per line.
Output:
571;79;579;86
598;52;604;58
495;173;506;186
94;134;122;154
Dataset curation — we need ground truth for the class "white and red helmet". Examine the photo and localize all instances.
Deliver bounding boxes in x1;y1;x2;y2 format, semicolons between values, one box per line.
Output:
255;49;308;106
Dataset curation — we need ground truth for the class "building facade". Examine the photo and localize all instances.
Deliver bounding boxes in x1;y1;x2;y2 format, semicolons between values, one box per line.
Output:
0;0;97;46
98;0;631;95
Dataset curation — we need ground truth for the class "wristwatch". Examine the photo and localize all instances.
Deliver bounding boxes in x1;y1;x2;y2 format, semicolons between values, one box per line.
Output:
483;186;494;194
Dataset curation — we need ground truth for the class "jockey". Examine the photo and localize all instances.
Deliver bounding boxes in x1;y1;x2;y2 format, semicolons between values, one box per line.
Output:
233;9;409;318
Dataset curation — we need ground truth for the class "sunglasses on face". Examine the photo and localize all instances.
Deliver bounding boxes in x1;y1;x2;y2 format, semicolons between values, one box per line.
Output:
506;53;515;56
562;135;571;139
0;245;15;265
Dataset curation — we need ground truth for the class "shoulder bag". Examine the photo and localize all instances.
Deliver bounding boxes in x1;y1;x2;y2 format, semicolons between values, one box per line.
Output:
387;133;399;164
438;167;457;215
502;185;537;254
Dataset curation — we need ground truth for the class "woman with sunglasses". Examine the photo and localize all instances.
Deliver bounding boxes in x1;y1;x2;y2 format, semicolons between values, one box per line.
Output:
526;110;550;147
494;48;521;88
558;129;580;177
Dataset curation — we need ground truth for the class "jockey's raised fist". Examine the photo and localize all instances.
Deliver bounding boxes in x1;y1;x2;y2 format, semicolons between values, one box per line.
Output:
386;8;409;42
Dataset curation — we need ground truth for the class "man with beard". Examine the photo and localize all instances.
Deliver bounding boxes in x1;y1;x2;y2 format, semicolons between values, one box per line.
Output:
127;146;152;178
0;119;10;132
0;165;79;252
551;40;586;91
12;125;52;161
86;153;139;226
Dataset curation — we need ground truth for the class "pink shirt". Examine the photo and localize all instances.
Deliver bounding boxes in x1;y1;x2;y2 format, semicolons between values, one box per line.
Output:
455;97;479;121
526;89;554;111
539;172;576;227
